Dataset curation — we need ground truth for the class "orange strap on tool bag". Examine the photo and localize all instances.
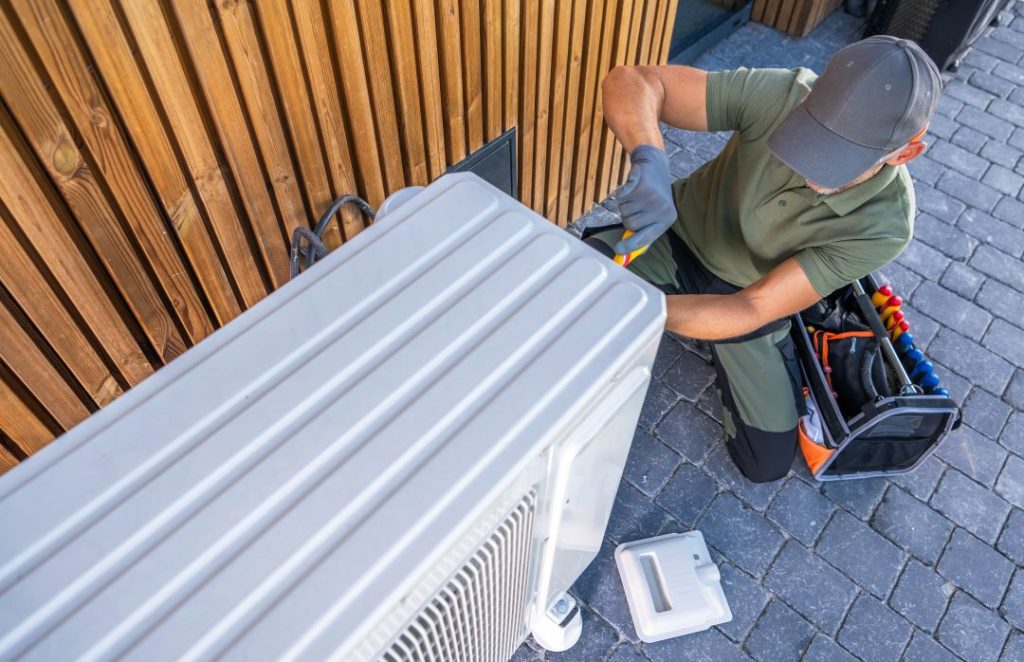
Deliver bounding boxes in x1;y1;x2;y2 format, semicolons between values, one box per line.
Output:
811;329;892;419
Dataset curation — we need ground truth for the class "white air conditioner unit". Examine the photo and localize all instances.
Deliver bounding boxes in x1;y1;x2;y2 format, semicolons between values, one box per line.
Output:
0;173;665;661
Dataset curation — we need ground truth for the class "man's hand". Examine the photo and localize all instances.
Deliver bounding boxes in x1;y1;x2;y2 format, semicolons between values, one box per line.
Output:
615;145;676;254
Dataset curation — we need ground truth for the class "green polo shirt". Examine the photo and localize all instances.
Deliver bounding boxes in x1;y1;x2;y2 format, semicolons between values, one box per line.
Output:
670;67;915;296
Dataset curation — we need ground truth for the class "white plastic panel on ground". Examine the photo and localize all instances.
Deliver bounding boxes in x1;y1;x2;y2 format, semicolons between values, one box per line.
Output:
0;173;665;661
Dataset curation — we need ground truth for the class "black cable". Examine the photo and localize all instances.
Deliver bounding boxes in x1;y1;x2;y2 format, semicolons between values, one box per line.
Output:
290;194;376;279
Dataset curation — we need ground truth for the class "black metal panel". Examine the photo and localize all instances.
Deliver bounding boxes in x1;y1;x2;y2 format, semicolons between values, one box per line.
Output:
448;128;518;199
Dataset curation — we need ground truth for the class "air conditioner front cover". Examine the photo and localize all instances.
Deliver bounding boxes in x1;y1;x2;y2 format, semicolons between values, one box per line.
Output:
0;173;665;660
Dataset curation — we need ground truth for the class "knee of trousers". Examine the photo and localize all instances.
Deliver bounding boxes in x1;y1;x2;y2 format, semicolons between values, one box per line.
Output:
723;421;798;483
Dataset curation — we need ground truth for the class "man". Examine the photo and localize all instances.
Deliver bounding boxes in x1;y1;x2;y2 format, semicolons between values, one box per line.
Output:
589;36;941;482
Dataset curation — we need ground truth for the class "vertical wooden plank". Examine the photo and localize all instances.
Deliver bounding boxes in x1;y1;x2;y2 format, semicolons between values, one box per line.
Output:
483;0;503;141
213;0;312;242
253;0;342;250
0;441;17;475
657;0;680;64
541;0;575;223
353;0;406;192
0;300;90;429
68;0;244;323
325;0;389;206
551;0;589;224
0;116;152;386
580;0;621;214
166;0;291;286
0;378;53;456
117;0;270;304
6;1;207;354
569;0;608;218
436;0;468;164
517;0;540;206
503;0;521;134
460;0;485;152
530;0;556;213
0;203;123;406
290;0;365;240
596;0;640;202
610;0;650;186
383;0;430;185
411;0;447;181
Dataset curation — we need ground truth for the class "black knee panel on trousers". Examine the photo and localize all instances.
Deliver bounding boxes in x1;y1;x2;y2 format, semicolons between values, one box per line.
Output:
723;424;798;483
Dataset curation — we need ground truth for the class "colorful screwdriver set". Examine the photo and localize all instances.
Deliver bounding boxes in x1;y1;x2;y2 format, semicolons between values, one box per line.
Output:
872;283;950;398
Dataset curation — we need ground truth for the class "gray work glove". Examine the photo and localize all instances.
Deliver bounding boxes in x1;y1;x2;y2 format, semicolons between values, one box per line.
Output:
615;144;675;255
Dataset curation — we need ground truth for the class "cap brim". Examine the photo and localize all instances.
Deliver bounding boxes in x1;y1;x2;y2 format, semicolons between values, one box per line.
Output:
767;104;887;190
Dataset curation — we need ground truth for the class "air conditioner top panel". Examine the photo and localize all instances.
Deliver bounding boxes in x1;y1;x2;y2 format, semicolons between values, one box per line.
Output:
0;173;665;660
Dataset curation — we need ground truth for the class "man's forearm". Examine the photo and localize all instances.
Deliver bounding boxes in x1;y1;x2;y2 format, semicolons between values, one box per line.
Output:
602;67;665;152
665;293;766;341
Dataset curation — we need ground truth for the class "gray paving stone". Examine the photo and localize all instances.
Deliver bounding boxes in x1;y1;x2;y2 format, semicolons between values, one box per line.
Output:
701;443;783;513
891;559;955;633
897;240;951;281
821;477;888;520
933;141;991;179
993;194;1024;229
938;591;1011;662
972;71;1019;99
995;453;1024;509
1002;631;1024;662
891;454;948;501
572;539;638;642
976;33;1024;63
965;47;1002;73
938;528;1015;609
661;349;716;402
959;106;1015;143
606;642;648;662
871;486;954;564
985;319;1024;368
1001;569;1024;630
875;261;922;298
994;61;1024;86
715;562;769;643
928;361;973;405
669;148;706;179
696;387;722;423
624;429;682;497
696;492;784;578
766;478;834;545
911;282;992;341
953;127;990;153
982;140;1023;169
510;643;542;661
903;631;961;662
959;207;1024;258
743;599;814;662
655;401;721;465
939;170;1004;212
817;510;904;599
837;593;913;662
940;262;987;299
547;607;619;662
929;329;1014;395
987;164;1024;196
936;94;965;119
643;625;748;662
916;184;968;224
802;634;856;662
932;469;1012;544
637;382;680;433
605;481;673;545
970;244;1024;291
914;214;980;260
901;304;942;351
947;81;997;110
764;540;856;634
976;278;1024;326
962;389;1011;440
652;336;688;380
907;154;944;185
654;462;717;527
935;424;1010;487
1006;369;1024;410
1001;412;1024;456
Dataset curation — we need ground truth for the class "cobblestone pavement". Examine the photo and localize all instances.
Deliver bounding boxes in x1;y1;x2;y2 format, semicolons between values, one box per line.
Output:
515;6;1024;661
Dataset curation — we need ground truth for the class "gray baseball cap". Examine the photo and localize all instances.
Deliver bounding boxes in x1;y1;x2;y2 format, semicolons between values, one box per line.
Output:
767;36;942;189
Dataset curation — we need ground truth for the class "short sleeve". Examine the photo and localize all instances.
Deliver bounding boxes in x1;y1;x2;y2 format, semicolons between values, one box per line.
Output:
795;236;911;297
705;68;802;140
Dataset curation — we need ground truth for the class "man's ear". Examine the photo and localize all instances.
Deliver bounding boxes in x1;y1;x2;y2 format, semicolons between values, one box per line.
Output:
885;141;927;166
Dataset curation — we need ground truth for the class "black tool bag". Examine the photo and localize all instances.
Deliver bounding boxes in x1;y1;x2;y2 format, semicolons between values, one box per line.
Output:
792;274;961;481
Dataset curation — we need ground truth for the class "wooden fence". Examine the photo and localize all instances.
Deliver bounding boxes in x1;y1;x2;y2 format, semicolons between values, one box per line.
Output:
0;0;677;472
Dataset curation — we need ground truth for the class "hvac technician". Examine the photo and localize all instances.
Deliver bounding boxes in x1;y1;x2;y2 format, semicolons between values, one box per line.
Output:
589;36;941;482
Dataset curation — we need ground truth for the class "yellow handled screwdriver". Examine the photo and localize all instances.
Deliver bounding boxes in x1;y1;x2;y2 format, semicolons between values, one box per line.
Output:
614;229;649;267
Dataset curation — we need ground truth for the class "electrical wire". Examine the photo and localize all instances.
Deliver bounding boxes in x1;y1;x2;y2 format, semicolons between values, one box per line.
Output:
290;194;376;279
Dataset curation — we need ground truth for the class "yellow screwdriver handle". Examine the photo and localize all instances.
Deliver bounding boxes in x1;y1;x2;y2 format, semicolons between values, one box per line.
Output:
614;229;649;267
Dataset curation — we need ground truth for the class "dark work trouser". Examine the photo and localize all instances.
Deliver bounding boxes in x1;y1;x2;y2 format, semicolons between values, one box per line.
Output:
582;223;804;483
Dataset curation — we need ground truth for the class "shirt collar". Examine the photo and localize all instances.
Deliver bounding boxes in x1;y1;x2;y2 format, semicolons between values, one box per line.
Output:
819;165;898;217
